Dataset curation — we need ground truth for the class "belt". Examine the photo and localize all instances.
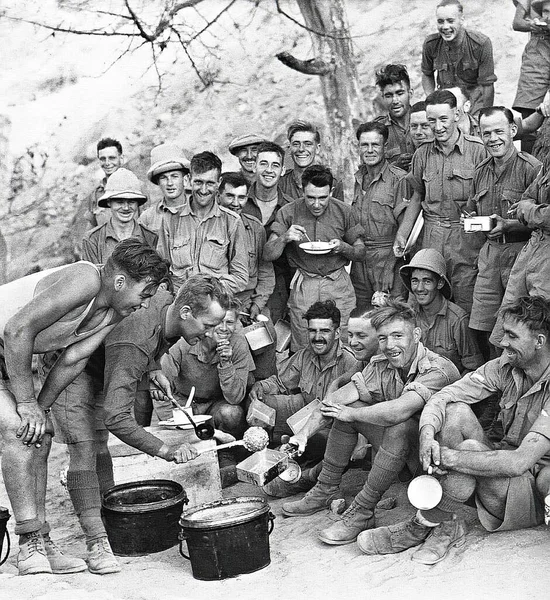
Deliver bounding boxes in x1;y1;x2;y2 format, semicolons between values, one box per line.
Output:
491;232;531;245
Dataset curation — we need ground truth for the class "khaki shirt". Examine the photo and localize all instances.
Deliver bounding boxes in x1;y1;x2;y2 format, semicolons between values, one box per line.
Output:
466;149;541;218
138;198;187;236
421;29;497;113
161;332;255;405
353;161;409;243
374;115;415;166
413;298;484;373
158;201;248;293
82;219;158;264
420;356;550;466
351;342;460;406
258;342;359;404
408;132;487;222
270;197;365;276
519;166;550;234
238;213;275;311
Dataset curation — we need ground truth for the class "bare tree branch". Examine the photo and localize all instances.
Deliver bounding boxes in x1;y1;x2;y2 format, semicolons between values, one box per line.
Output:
276;51;333;75
171;26;211;88
4;15;136;37
274;0;351;40
188;0;238;42
124;0;154;41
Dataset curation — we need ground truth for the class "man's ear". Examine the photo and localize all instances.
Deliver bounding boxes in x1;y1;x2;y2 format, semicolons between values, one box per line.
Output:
335;326;341;340
536;333;547;349
413;326;422;344
437;278;445;291
179;305;192;320
114;274;126;291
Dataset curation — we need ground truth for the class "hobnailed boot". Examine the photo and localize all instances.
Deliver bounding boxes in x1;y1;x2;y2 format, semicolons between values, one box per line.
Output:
411;516;466;565
318;501;375;545
17;531;52;576
357;515;433;555
43;534;87;573
87;537;121;575
282;482;341;517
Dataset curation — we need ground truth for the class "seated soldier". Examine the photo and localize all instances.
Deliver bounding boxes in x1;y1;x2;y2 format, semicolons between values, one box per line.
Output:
400;248;483;374
359;296;550;564
282;300;459;549
248;300;359;467
158;299;255;452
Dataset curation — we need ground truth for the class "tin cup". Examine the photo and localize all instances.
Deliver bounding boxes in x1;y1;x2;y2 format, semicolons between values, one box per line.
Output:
407;475;443;510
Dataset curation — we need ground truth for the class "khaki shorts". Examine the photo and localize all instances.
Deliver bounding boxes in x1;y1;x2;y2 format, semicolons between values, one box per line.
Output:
475;468;545;532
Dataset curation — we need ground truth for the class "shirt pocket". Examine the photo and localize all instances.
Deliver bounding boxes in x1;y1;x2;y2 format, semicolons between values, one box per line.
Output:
451;168;475;203
298;376;314;398
201;234;229;272
459;59;479;85
421;169;441;207
170;237;192;269
370;191;398;236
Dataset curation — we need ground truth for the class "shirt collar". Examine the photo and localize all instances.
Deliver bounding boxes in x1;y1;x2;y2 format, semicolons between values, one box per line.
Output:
433;130;465;155
104;219;139;242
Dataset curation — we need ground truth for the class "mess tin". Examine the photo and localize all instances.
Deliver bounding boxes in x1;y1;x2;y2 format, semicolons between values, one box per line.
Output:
236;448;289;486
242;321;274;355
463;216;495;233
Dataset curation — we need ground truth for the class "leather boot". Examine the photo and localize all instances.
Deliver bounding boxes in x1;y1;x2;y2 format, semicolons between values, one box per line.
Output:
43;534;87;574
17;531;51;576
411;516;466;565
357;515;433;555
282;482;341;517
318;501;375;545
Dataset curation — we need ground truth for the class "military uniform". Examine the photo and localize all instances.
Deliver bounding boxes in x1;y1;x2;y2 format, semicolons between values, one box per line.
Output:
374;114;415;168
407;131;487;313
279;170;345;202
421;29;497;114
466;149;541;331
351;161;409;309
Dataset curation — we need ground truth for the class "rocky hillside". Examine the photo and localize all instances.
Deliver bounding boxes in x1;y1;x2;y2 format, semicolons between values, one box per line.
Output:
0;0;524;280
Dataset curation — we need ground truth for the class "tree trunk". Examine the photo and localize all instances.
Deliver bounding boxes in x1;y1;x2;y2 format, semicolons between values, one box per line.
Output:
295;0;364;202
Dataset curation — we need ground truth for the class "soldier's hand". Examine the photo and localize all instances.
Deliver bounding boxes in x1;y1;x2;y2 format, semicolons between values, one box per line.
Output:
284;225;307;243
16;400;46;446
288;432;308;456
249;303;261;320
486;214;507;239
419;425;441;472
393;232;407;258
394;153;413;171
248;382;264;403
149;370;174;403
321;400;356;422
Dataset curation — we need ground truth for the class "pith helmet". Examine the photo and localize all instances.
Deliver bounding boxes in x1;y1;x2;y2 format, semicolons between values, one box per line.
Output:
400;248;452;299
228;133;267;156
97;168;147;207
147;143;190;184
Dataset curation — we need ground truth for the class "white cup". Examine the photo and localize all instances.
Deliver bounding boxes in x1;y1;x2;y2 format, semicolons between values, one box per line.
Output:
407;475;443;510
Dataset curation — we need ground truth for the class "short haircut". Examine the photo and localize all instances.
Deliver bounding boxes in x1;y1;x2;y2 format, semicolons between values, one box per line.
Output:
301;164;334;190
370;299;417;331
190;151;222;177
443;84;471;101
97;137;122;155
349;307;377;320
425;90;457;109
287;121;321;144
410;101;427;115
477;106;515;126
256;141;285;163
303;299;341;327
501;296;550;340
438;0;463;13
219;171;250;193
105;239;170;288
375;64;410;90
173;274;231;317
356;121;389;143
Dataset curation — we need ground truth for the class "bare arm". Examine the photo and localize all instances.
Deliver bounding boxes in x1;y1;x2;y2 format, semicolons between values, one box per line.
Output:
422;73;435;96
394;190;422;257
440;432;550;478
329;237;366;262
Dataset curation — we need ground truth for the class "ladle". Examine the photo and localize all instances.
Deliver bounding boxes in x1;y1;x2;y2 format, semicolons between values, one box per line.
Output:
197;426;269;455
169;397;215;441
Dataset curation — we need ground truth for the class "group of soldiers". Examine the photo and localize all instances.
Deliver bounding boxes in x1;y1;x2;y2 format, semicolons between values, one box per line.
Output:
1;0;550;580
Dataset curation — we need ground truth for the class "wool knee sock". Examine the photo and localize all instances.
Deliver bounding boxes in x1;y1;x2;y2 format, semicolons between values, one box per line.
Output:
96;452;115;496
317;422;358;487
66;470;106;543
355;447;407;509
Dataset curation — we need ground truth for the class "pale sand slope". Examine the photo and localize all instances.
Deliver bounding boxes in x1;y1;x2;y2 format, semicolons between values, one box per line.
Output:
0;441;549;600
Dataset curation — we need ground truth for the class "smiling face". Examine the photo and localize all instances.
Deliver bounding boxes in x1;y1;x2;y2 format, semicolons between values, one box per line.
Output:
98;146;124;178
181;300;227;346
410;111;435;148
426;103;459;144
436;4;465;43
304;183;331;218
235;144;260;176
501;317;540;369
410;268;443;307
381;81;412;120
359;130;385;168
480;112;517;161
213;309;238;343
111;276;156;317
217;183;248;216
158;170;186;202
377;317;420;370
108;198;139;225
191;168;220;211
255;151;283;189
347;317;379;361
307;317;339;356
289;130;319;169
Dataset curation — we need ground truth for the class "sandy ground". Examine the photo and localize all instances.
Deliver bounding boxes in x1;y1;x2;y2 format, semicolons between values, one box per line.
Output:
1;441;549;600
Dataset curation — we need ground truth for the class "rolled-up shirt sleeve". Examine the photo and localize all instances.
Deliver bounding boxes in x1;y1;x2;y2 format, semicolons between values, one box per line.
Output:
103;342;164;456
419;359;502;433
